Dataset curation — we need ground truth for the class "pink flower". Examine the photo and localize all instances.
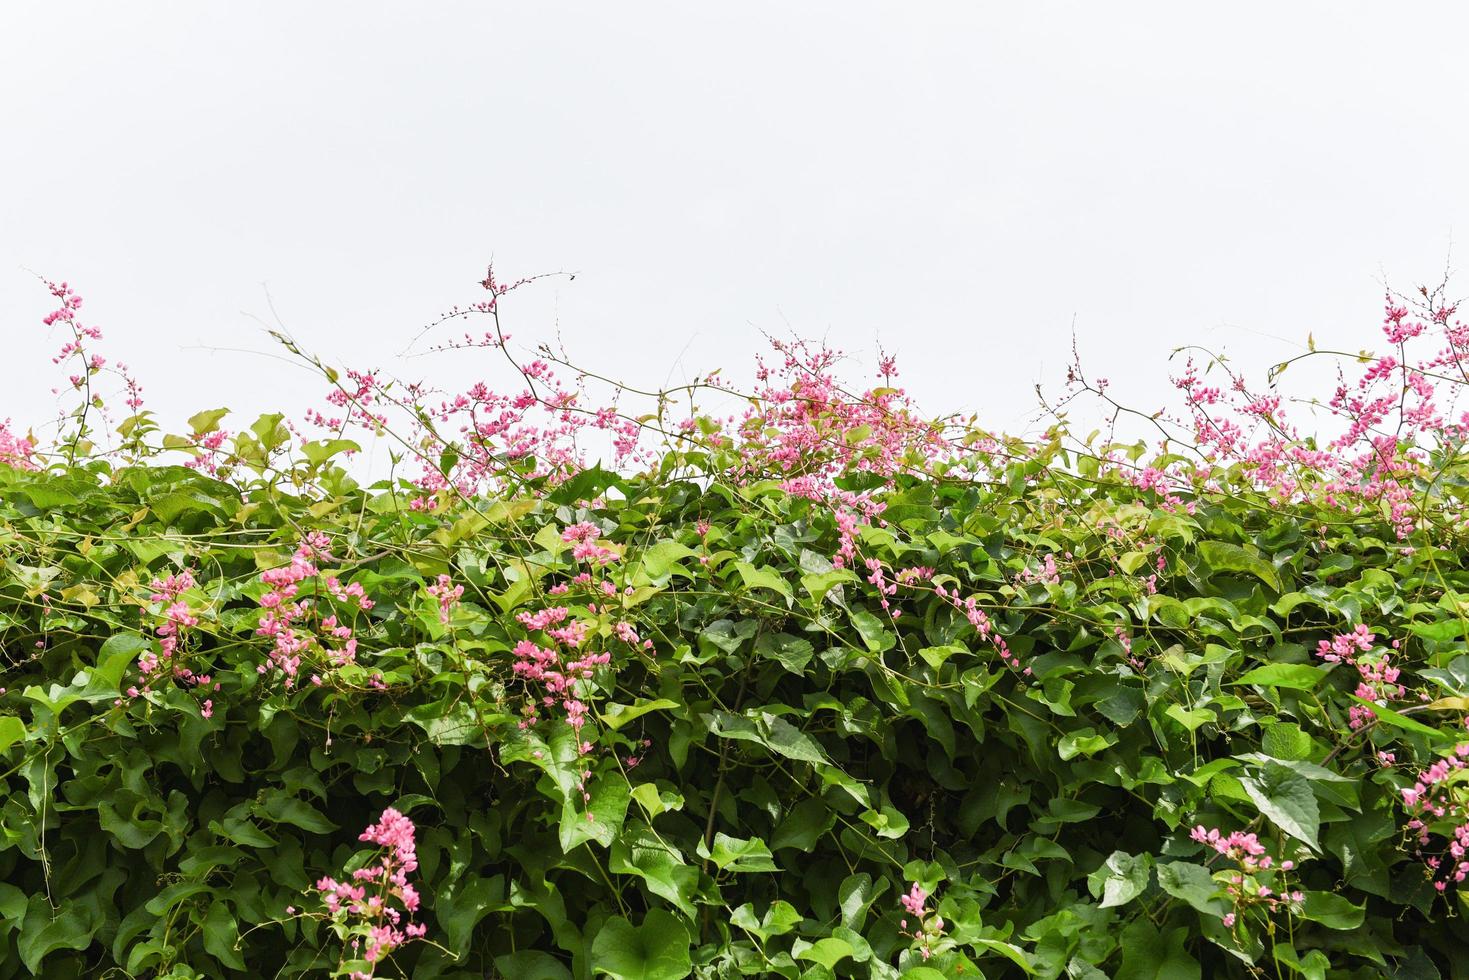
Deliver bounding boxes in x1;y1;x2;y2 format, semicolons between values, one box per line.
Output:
900;882;928;917
427;574;464;624
313;808;428;972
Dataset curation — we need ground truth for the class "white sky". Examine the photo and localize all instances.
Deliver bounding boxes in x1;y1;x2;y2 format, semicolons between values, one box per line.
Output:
4;3;1469;458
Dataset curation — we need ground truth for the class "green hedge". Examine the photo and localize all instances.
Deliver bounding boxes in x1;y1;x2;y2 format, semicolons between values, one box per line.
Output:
2;446;1468;979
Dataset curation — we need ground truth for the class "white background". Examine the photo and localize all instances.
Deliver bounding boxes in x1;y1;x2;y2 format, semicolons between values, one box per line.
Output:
4;3;1469;457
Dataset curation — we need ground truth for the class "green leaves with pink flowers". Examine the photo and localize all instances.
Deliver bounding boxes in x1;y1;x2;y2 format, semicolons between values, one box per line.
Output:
3;407;1469;978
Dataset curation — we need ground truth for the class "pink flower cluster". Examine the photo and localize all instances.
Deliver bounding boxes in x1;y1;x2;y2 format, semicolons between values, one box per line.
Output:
894;566;934;585
255;532;372;689
933;581;1029;675
1190;825;1303;928
513;605;612;814
1400;744;1469;891
864;558;899;616
782;479;888;570
510;543;661;810
1114;626;1144;672
1191;826;1274;873
862;560;936;623
120;568;219;716
1314;624;1376;664
311;270;652;508
309;808;427;977
561;521;619;564
0;422;35;470
1105;290;1469;540
739;340;950;565
183;427;232;476
1041;281;1469;545
897;882;945;960
1016;553;1061;587
513;600;613;751
1314;627;1405;729
900;882;928;917
426;574;464;625
37;279;146;452
299;273;976;570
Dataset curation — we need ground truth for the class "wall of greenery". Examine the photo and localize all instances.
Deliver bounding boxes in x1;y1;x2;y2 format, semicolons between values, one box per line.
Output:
4;278;1469;977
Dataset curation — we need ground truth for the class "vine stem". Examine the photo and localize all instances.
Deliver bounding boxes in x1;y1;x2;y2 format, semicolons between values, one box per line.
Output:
699;643;757;943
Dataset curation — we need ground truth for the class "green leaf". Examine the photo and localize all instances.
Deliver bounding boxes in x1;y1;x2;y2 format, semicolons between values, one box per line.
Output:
590;909;693;980
1164;704;1216;733
547;464;621;505
1234;754;1351;785
149;490;226;524
403;700;488;746
187;407;230;434
6;559;61;596
261;796;338;834
1421;654;1469;693
760;713;828;763
701;618;757;654
734;561;793;601
1241;762;1320;851
437;875;506;954
974;939;1036;973
1181;757;1239;787
1298;890;1364;930
699;832;779;872
610;826;698;916
301;438;360;466
19;897;93;973
1199;540;1280;591
706;710;829;765
1115;920;1201;980
756;631;815;673
144;881;214;916
849;609;895;652
772;799;836;851
762;900;802;937
1155;862;1227;916
1118;550;1151;575
98;800;163;848
794;937;856;969
15;481;81;509
0;882;27;923
837;874;878;929
730;900;802;942
1089;851;1153;908
1261;722;1313;761
88;632;151;698
494;951;572;980
859;804;911;839
437;445;460;478
801;568;857;604
601;698;680;731
1059;728;1117;759
202;900;246;971
249;412;288;448
0;716;24;753
209;816;277;848
1233;663;1326;690
560;774;630;851
640;540;698;578
629;783;684;818
1273;947;1330;980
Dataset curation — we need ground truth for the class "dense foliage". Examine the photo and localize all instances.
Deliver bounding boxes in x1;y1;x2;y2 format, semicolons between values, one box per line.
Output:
5;274;1469;978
